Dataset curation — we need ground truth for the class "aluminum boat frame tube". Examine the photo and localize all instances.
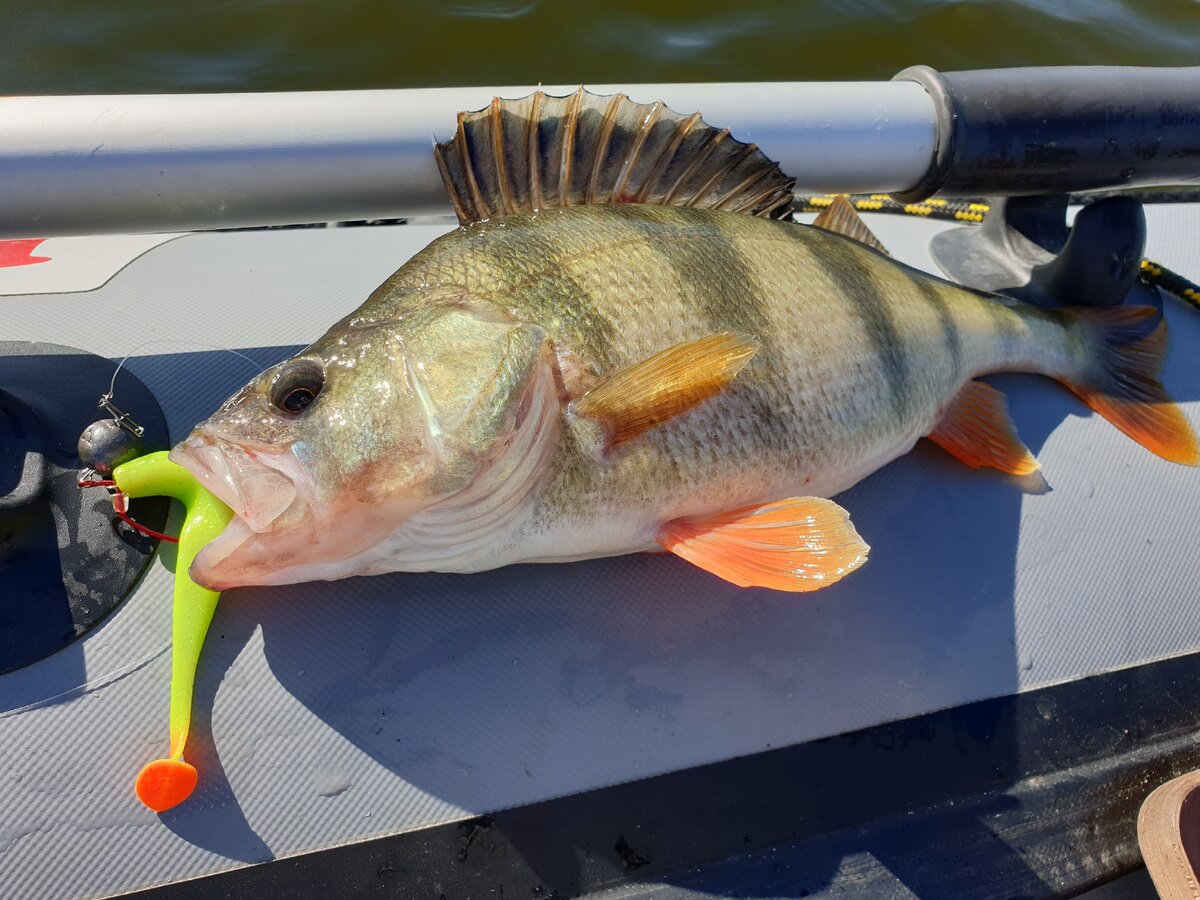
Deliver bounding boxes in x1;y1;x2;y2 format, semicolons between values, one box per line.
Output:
2;67;1197;238
2;82;935;237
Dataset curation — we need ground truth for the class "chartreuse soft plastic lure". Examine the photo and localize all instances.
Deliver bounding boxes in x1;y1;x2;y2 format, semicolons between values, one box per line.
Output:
112;450;233;812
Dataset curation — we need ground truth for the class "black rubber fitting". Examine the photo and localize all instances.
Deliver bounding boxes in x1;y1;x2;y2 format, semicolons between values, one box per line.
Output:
893;65;1200;200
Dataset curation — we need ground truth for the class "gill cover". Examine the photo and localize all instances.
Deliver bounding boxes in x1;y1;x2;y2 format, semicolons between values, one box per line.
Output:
175;301;554;588
402;303;554;495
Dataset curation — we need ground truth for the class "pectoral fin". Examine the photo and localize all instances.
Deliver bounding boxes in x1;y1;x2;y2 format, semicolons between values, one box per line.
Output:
571;332;758;450
927;380;1039;475
658;497;869;592
812;195;891;256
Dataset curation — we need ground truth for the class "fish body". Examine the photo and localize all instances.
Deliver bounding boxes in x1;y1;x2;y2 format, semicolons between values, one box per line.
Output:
172;90;1197;592
363;206;1050;565
174;203;1192;590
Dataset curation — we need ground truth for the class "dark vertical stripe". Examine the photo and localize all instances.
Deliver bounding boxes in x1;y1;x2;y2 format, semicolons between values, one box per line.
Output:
913;278;964;378
599;205;774;350
790;227;913;418
472;214;621;369
593;205;787;451
984;295;1022;359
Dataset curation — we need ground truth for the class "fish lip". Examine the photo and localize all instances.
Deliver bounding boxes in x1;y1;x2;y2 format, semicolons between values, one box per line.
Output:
171;431;313;590
169;433;249;521
169;430;309;533
188;515;255;590
168;435;252;588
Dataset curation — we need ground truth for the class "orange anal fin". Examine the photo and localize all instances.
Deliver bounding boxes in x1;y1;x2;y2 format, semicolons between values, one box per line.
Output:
658;497;869;592
571;332;758;450
927;380;1039;475
812;194;891;256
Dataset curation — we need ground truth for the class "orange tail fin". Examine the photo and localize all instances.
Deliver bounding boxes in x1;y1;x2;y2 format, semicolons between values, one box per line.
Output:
1060;306;1199;466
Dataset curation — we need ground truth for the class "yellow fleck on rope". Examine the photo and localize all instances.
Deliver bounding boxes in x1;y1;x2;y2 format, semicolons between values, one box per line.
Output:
1141;259;1200;312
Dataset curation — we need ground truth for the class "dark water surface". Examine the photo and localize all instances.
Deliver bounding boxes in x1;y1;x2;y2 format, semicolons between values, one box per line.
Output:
3;0;1197;95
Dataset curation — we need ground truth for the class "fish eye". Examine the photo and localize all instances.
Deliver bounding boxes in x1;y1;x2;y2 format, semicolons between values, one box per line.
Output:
270;360;325;415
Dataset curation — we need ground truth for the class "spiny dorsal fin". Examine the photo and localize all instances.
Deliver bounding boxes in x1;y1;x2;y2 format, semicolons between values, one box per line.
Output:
434;88;795;225
812;195;891;256
570;332;759;451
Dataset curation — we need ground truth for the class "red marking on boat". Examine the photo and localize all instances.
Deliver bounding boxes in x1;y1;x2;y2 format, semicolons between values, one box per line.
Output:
0;240;51;268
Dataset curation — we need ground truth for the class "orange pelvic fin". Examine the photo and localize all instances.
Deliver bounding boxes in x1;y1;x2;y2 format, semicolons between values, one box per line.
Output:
927;380;1039;475
658;496;869;592
571;332;758;449
1061;306;1200;466
812;194;891;256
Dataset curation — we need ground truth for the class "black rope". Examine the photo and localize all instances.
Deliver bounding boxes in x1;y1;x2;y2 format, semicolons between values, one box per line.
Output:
797;193;988;223
1141;259;1200;314
794;193;1200;313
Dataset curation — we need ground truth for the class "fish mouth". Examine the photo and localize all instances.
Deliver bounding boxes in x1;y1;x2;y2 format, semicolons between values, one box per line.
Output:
169;432;312;587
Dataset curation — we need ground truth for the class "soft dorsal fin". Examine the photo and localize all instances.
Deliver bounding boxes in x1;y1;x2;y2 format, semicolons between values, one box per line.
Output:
434;88;795;225
927;380;1039;475
570;332;759;452
812;195;891;256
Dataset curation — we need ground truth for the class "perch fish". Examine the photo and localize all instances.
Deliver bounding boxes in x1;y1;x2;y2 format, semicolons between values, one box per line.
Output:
172;90;1199;592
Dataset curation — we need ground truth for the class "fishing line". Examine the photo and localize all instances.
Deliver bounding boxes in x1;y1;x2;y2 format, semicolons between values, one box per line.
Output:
106;338;264;398
94;338;267;449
